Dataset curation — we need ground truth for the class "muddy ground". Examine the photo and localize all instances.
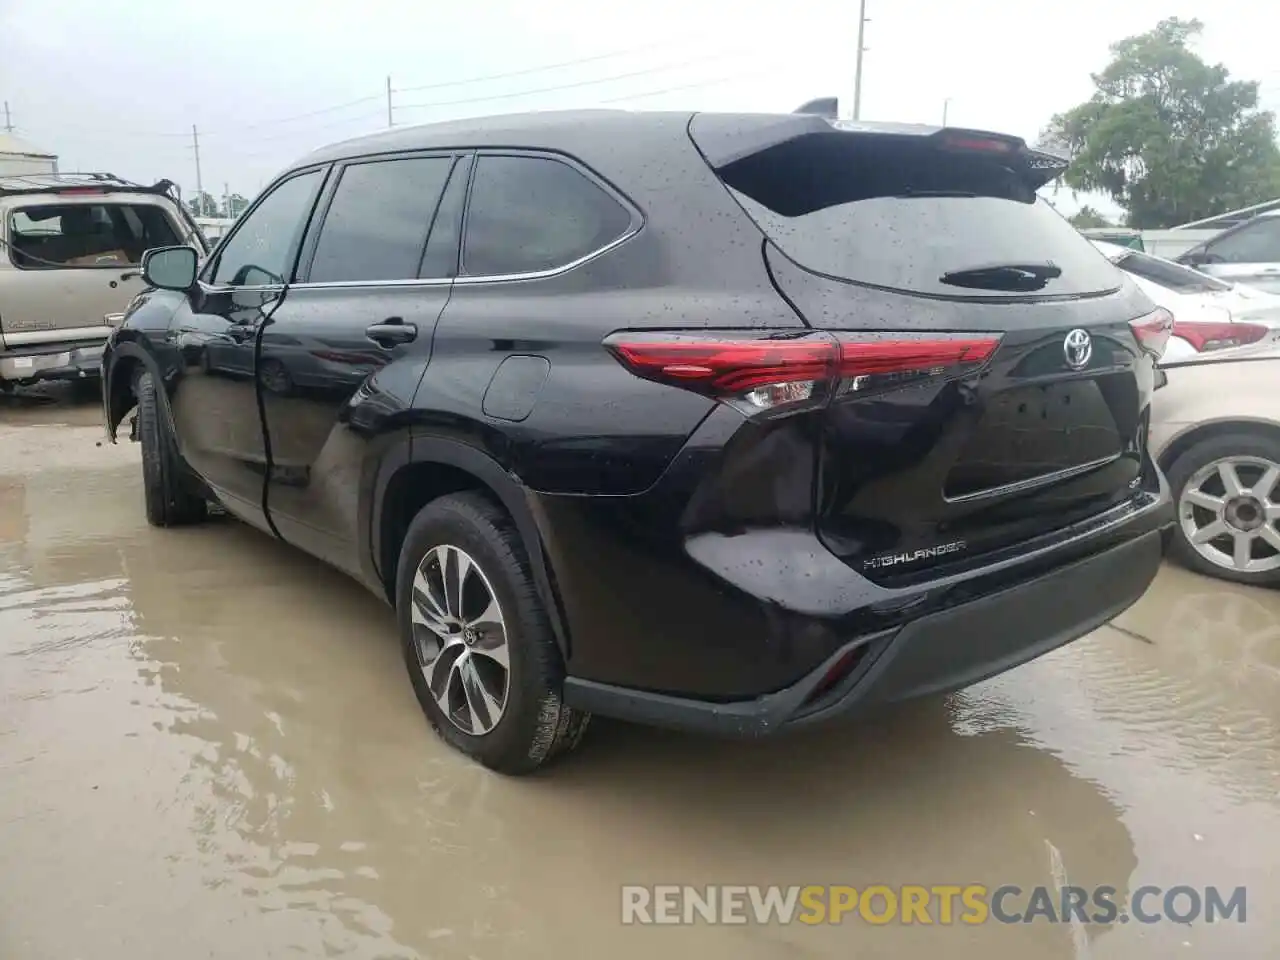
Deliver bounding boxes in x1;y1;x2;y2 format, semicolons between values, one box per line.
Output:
2;385;1278;959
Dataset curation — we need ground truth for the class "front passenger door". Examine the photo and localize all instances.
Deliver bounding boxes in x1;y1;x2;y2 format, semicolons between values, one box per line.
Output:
168;168;327;530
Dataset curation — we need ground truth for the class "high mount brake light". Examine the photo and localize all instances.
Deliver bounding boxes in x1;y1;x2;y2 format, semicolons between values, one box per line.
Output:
937;133;1017;154
1127;307;1174;358
604;332;1002;414
1172;319;1269;353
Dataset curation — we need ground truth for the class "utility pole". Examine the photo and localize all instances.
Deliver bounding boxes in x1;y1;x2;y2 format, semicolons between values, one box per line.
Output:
942;98;951;126
223;182;230;219
852;0;869;120
191;125;205;215
386;76;394;128
2;101;12;133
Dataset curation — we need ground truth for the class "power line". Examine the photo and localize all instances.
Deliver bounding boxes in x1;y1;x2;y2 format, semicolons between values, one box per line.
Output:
393;38;678;95
396;48;760;113
598;67;782;104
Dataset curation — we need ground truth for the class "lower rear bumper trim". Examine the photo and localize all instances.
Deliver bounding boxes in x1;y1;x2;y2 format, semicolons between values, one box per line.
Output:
562;529;1165;736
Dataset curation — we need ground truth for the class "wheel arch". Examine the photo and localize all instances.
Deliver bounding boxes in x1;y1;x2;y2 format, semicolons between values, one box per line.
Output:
1158;417;1280;476
104;340;174;441
372;436;571;658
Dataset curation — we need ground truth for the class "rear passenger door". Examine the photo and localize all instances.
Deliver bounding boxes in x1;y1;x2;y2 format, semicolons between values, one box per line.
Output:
418;152;639;478
258;152;466;576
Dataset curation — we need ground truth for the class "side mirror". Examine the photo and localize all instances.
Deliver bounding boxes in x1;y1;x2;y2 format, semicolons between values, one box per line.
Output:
1178;249;1208;267
141;245;199;291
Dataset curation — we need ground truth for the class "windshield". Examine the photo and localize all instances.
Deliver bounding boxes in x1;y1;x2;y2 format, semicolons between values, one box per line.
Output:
710;132;1121;299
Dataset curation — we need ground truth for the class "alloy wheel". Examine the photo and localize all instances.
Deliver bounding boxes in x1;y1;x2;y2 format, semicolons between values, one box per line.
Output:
1178;455;1280;574
410;544;511;736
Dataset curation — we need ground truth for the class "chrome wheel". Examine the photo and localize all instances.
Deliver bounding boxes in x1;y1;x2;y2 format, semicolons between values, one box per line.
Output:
1179;455;1280;574
410;544;510;736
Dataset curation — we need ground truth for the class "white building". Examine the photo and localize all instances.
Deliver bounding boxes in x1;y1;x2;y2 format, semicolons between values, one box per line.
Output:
0;132;57;177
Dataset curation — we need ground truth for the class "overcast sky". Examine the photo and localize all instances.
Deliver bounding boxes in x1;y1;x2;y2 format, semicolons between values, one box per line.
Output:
2;0;1278;213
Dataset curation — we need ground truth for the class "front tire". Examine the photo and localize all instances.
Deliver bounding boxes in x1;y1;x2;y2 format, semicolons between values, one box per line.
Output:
395;492;589;774
1166;431;1280;587
135;370;206;527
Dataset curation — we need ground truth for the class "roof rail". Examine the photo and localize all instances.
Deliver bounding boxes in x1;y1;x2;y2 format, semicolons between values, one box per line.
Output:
0;172;178;199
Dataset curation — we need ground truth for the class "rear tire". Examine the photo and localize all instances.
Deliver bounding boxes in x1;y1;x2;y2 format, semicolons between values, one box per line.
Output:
1165;431;1280;587
135;370;206;528
395;492;589;774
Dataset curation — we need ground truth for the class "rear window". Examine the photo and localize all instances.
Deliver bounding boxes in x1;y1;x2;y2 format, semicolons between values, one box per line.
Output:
710;132;1121;299
7;202;181;270
1114;249;1233;294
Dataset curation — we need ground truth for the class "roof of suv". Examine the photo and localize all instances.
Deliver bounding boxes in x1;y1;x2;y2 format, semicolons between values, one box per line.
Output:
301;109;691;166
296;109;1064;191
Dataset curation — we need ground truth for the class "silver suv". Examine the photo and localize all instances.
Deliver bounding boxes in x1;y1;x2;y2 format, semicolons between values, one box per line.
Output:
0;173;206;392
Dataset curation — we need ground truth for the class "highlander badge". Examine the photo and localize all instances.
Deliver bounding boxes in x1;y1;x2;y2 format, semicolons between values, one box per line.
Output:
863;540;967;570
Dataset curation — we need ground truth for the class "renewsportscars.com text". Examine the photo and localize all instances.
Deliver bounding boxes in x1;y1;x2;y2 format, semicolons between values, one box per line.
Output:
621;884;1247;926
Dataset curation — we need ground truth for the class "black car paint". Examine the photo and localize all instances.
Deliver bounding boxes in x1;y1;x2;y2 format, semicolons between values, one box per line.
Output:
104;110;1173;723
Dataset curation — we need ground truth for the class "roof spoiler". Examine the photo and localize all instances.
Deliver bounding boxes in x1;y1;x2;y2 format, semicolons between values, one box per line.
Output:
793;97;839;119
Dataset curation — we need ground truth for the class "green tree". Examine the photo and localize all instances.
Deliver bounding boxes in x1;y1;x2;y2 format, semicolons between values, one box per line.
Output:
187;191;219;217
1068;206;1114;229
1043;18;1280;228
222;193;249;218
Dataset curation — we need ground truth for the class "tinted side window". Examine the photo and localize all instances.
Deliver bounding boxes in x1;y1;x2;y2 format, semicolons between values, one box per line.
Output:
211;170;323;286
1207;219;1280;263
462;155;632;276
308;156;453;283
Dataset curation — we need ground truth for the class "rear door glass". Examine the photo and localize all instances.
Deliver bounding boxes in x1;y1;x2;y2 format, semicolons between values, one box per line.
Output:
703;131;1121;299
306;155;454;283
8;202;181;269
1114;250;1233;294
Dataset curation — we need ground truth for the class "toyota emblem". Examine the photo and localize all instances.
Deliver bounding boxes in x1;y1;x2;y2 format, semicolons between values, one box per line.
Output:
1063;329;1092;370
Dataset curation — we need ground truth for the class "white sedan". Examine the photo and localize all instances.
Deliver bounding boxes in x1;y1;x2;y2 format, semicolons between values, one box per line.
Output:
1091;240;1280;360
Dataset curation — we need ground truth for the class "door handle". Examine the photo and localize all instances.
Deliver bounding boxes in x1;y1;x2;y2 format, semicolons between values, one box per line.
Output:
365;318;417;347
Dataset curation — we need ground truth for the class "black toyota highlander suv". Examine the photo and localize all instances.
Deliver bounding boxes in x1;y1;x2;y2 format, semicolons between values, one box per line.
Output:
102;107;1175;773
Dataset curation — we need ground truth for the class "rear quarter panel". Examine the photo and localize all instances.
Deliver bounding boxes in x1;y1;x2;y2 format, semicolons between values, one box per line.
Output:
1150;358;1280;465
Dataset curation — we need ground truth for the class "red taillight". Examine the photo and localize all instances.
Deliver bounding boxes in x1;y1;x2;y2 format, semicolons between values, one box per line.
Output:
604;337;834;393
1170;320;1269;353
837;337;999;378
604;331;1001;415
1128;307;1174;358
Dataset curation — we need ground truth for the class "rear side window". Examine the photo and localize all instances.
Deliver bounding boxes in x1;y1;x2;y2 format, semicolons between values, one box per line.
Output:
705;132;1121;299
7;202;181;269
307;156;454;283
462;155;632;276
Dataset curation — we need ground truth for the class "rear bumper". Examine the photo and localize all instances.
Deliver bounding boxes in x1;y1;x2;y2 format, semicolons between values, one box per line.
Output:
562;523;1169;737
0;341;105;383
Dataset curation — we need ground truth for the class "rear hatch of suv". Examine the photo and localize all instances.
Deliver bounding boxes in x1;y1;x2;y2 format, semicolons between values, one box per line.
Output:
689;115;1168;581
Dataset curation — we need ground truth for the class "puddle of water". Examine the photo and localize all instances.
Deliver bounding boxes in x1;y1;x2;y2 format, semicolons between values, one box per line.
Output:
1;415;1278;959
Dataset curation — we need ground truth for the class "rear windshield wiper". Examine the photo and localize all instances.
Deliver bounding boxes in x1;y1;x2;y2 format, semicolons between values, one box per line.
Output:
939;261;1062;292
